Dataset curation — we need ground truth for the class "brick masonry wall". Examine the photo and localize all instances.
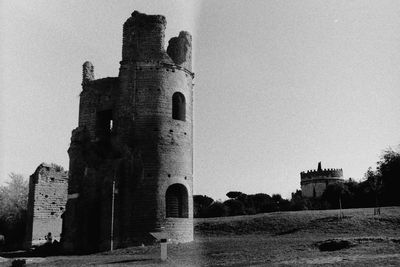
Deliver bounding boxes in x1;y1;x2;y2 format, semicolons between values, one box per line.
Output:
25;164;68;247
62;11;194;253
164;218;193;242
301;177;344;198
79;77;119;141
118;61;193;246
114;11;194;246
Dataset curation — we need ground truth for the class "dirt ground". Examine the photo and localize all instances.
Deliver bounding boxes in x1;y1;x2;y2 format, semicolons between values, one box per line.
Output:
1;207;400;266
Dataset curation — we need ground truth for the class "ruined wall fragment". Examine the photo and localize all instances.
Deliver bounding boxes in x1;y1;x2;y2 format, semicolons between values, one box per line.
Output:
25;163;68;248
167;31;192;71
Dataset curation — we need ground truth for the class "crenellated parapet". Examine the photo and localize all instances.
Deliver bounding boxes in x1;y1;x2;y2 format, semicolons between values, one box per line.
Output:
300;168;343;180
300;162;344;198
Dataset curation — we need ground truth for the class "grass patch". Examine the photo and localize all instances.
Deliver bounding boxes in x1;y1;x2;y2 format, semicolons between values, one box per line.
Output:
195;207;400;237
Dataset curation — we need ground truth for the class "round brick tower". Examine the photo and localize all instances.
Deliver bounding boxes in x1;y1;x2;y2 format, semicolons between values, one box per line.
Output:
117;11;194;243
300;162;344;198
62;11;194;252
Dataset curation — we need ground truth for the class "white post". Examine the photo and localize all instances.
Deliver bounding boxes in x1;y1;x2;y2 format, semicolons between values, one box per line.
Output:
160;238;167;261
149;232;168;261
110;180;115;251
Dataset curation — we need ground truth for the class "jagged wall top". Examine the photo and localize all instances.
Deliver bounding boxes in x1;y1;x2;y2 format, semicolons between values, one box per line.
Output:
121;11;192;71
167;31;192;71
122;11;168;62
300;162;343;179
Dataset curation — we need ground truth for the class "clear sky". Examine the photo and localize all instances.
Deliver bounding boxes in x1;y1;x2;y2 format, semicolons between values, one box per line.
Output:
1;0;399;200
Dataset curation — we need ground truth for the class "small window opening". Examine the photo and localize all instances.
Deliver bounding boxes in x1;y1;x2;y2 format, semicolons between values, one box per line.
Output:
96;109;113;140
166;184;189;218
172;92;186;121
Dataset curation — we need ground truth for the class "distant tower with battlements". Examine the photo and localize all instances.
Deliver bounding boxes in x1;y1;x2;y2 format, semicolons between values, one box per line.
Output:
300;162;344;198
62;11;194;253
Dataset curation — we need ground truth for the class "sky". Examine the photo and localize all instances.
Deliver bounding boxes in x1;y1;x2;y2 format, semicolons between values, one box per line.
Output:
1;0;399;200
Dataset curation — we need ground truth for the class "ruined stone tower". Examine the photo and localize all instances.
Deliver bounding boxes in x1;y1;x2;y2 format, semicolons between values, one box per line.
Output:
300;162;343;198
62;11;194;252
25;163;68;248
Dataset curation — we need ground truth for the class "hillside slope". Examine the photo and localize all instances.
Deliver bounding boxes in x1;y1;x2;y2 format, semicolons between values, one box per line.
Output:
195;206;400;237
2;207;400;266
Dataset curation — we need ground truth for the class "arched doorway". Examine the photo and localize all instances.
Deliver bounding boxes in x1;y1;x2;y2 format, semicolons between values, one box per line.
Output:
165;184;188;218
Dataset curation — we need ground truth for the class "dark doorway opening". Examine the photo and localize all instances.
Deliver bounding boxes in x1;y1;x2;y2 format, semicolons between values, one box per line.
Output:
96;109;113;140
166;184;189;218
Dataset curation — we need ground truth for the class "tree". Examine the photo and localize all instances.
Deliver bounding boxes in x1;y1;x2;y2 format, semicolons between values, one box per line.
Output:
202;202;228;218
376;148;400;206
364;167;382;211
0;173;28;250
193;195;214;218
290;190;308;210
321;183;350;210
250;193;272;213
226;191;244;199
223;199;246;216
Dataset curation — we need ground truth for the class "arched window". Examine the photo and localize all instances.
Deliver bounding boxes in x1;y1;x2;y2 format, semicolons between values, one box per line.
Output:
166;184;188;218
172;92;186;121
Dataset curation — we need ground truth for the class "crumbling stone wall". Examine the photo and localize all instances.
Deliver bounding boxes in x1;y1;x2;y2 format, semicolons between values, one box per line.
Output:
62;11;194;253
25;163;68;248
300;162;344;198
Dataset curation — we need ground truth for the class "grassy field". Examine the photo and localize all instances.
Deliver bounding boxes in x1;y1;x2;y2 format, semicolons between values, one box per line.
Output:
1;207;400;266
